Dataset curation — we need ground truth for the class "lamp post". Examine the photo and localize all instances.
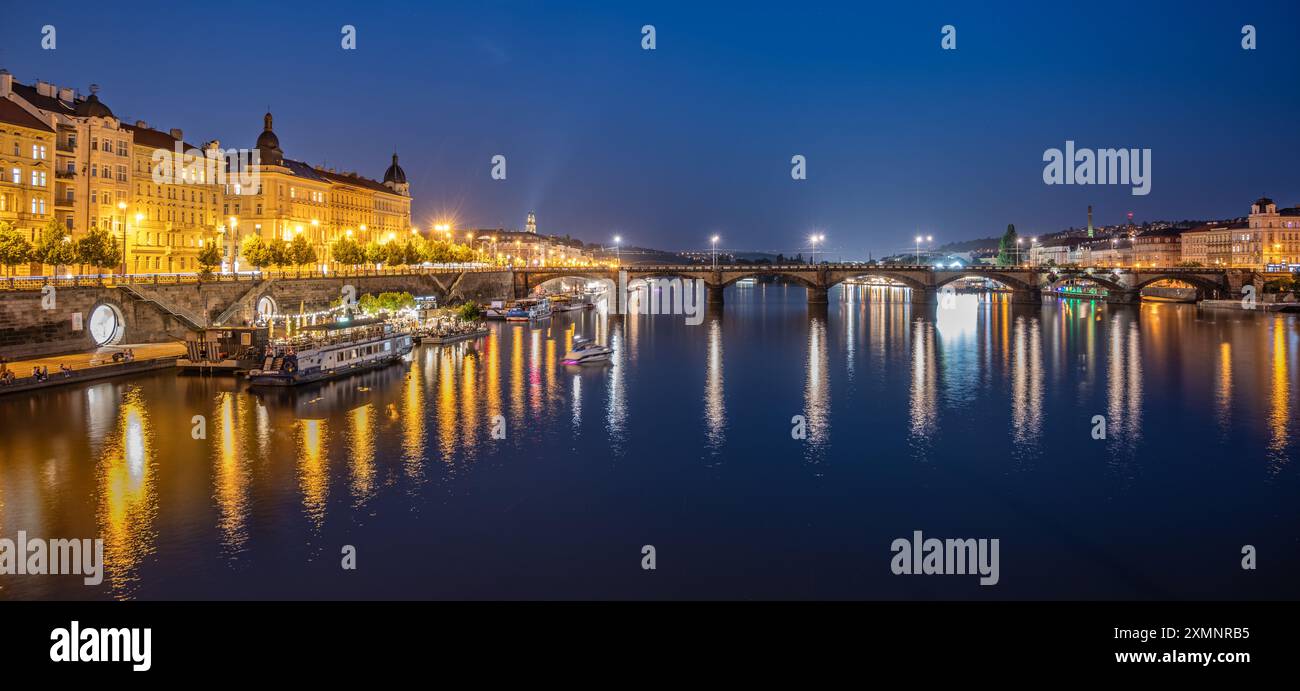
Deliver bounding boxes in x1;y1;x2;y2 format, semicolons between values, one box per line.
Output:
1015;237;1023;266
228;216;239;273
117;201;128;276
711;235;719;269
914;235;922;265
613;235;622;267
1029;237;1038;267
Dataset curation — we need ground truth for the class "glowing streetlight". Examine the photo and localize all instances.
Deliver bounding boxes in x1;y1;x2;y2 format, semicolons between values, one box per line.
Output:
613;235;622;267
711;235;720;269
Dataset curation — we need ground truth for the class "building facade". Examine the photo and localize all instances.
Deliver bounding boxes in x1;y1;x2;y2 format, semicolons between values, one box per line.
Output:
0;82;55;269
2;69;416;275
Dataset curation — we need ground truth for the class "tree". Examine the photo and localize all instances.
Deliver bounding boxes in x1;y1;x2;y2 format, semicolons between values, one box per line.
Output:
331;236;365;267
364;241;385;267
996;224;1019;266
32;219;76;275
457;300;482;321
287;234;318;268
0;222;32;276
240;235;276;271
75;226;120;274
197;239;222;278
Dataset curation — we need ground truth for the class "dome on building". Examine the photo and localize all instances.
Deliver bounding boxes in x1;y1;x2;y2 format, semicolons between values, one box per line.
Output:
75;91;113;118
255;112;282;164
383;153;406;184
1255;196;1275;208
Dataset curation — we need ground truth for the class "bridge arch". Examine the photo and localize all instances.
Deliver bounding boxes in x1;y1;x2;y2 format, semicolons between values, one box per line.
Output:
1042;270;1126;293
1132;272;1223;294
718;270;818;289
934;272;1033;291
824;269;929;291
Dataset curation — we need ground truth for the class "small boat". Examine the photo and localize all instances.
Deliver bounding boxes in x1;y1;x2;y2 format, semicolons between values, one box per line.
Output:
248;318;413;386
562;339;613;365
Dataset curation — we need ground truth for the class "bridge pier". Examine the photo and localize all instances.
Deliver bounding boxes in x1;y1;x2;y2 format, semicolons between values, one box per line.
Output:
807;286;828;304
1011;288;1043;304
910;287;934;305
707;283;724;306
1104;290;1141;304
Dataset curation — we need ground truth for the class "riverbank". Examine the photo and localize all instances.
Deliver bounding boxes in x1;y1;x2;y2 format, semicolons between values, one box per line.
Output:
0;342;184;396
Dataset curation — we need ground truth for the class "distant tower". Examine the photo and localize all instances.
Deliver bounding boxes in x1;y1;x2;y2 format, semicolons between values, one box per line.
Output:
1087;205;1094;238
525;211;537;234
382;152;409;197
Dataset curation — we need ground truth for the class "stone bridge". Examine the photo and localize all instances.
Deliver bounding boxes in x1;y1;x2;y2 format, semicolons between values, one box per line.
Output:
513;264;1255;305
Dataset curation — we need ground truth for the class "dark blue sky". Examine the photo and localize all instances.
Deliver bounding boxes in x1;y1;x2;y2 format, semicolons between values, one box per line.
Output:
3;1;1297;259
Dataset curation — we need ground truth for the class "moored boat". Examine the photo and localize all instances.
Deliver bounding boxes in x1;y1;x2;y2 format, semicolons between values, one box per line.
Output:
247;318;413;386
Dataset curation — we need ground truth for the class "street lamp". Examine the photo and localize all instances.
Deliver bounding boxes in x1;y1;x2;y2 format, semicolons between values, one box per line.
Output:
117;201;128;275
914;235;923;265
613;235;622;267
711;235;719;269
1016;237;1023;266
228;216;239;272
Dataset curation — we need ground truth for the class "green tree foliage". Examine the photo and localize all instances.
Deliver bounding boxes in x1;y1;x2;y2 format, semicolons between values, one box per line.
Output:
74;226;121;272
240;235;278;270
197;239;222;277
996;224;1019;266
32;219;76;273
0;222;33;276
457;300;482;321
357;291;417;315
287;234;317;267
331;236;365;266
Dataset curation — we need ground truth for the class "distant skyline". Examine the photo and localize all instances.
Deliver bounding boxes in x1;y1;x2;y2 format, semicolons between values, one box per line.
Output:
2;1;1297;259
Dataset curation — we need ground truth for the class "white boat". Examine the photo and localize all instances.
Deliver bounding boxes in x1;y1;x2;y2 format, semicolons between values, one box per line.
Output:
506;297;552;321
561;339;613;365
248;318;413;386
482;299;509;320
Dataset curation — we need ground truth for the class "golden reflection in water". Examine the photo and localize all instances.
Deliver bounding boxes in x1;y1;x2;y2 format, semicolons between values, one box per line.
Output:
843;286;857;380
804;315;830;455
460;345;479;455
348;404;376;505
437;347;458;464
909;319;937;438
529;329;542;417
509;328;524;431
1216;341;1232;434
401;355;427;480
297;418;329;528
214;392;250;556
1010;316;1044;447
95;386;157;599
704;315;726;450
486;330;501;424
1267;317;1291;470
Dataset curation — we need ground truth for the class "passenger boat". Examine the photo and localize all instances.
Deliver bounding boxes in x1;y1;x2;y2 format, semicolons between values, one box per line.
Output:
561;337;613;365
550;293;591;312
506;297;552;321
247;318;413;386
177;327;269;373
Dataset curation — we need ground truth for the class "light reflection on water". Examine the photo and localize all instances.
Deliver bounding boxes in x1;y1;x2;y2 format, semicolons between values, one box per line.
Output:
0;285;1296;599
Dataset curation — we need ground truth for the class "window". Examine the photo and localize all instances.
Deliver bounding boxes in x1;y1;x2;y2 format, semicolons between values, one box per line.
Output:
10;167;19;184
31;171;46;187
117;140;127;156
90;163;97;178
101;139;112;152
30;197;45;214
32;144;47;160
